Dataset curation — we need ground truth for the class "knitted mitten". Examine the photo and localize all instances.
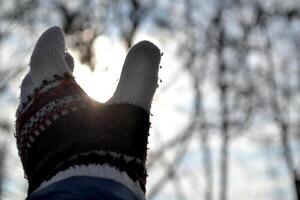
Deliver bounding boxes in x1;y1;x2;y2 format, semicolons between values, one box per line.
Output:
15;26;161;199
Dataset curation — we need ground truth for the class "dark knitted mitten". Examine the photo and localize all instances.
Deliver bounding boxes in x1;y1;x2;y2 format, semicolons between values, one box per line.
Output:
15;27;161;199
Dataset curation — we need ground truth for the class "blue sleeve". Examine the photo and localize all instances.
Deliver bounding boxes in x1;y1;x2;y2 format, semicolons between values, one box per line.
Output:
26;176;140;200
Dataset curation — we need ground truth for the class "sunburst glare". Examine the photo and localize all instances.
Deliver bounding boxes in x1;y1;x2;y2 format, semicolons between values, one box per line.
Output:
73;36;126;102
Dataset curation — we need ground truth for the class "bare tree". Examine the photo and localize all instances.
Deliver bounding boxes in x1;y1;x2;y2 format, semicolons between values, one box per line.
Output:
265;39;300;200
250;1;300;198
0;143;6;200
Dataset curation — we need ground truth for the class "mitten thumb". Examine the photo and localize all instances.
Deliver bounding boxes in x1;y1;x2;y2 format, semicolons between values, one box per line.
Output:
108;41;161;112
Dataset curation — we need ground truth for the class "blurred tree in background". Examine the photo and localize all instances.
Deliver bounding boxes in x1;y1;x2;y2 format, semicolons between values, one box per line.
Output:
0;0;300;200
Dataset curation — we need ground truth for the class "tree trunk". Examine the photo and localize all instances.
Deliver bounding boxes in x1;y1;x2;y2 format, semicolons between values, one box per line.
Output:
201;132;213;200
280;123;299;200
295;177;300;200
216;26;229;200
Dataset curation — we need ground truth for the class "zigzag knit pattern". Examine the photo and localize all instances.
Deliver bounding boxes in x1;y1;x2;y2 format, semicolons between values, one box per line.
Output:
15;73;150;194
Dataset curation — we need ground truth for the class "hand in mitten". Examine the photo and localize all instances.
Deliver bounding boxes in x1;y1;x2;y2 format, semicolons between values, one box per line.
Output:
16;27;161;199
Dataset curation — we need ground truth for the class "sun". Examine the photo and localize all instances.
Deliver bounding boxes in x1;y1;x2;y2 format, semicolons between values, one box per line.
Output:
72;36;126;103
74;68;115;102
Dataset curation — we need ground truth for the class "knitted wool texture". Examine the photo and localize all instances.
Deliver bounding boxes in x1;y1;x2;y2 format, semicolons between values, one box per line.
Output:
15;27;161;196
